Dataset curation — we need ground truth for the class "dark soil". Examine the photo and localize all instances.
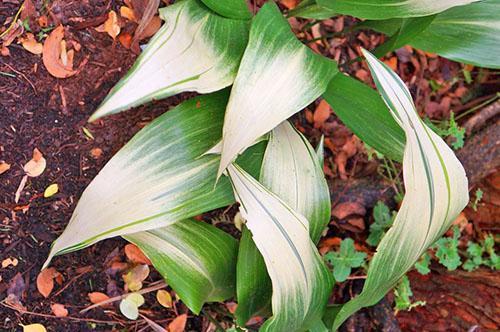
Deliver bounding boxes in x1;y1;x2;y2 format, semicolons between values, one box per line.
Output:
1;0;498;331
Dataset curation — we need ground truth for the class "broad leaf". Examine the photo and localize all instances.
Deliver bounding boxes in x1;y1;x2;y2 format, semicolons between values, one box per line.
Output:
409;0;500;69
217;2;337;178
288;0;337;19
332;49;469;329
317;0;479;20
125;219;238;314
90;0;250;120
44;92;264;268
236;122;331;326
199;0;252;19
323;73;405;161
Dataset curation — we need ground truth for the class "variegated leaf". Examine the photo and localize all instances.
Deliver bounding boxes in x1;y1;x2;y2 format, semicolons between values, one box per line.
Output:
90;0;250;120
44;92;264;268
317;0;479;20
125;219;238;314
236;122;331;326
332;49;469;329
228;160;332;331
217;2;337;178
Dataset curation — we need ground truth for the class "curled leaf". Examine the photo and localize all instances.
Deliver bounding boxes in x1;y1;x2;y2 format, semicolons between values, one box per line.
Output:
124;243;152;265
123;264;149;292
20;33;43;55
42;26;77;78
119;293;145;320
36;267;58;298
95;11;121;39
24;148;46;177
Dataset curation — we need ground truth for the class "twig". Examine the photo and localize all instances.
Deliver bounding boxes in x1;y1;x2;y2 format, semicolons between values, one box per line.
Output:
80;280;167;314
0;62;37;94
463;100;500;135
53;266;93;297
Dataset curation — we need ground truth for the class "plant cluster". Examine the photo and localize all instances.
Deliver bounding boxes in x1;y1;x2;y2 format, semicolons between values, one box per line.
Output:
39;0;500;330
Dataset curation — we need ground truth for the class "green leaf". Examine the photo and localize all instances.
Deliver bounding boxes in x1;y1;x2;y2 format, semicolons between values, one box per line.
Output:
90;0;250;120
235;121;331;326
288;0;337;19
199;0;252;19
462;241;483;271
217;2;337;177
316;0;479;20
332;49;469;330
324;238;367;282
43;91;265;268
323;74;405;162
434;227;461;271
228;161;332;332
414;252;431;275
125;219;238;314
408;0;500;69
394;276;425;312
366;201;394;246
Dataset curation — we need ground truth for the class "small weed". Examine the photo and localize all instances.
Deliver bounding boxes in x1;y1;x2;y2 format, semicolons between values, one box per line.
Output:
324;238;367;282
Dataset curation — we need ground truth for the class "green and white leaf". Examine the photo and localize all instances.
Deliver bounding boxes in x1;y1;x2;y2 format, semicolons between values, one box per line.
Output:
44;92;264;268
317;0;479;20
408;0;500;69
217;2;337;177
125;219;238;314
90;0;250;120
332;50;469;329
199;0;252;19
228;160;332;331
323;73;405;161
235;122;331;326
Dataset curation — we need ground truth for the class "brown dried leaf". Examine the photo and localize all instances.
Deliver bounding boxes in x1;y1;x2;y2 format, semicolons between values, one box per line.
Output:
168;314;187;332
95;11;121;39
0;162;11;175
88;291;110;304
50;303;68;317
125;244;152;265
23;148;46;177
331;202;366;220
42;26;77;78
313;99;331;129
36;267;58;298
20;33;42;55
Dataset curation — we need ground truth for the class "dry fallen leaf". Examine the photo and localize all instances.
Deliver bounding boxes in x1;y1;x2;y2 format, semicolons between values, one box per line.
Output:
281;0;299;9
0;162;10;175
120;6;138;22
96;11;121;39
20;32;43;55
123;264;150;292
42;26;77;78
2;257;19;268
313;99;331;129
44;183;59;198
125;244;152;265
156;289;172;308
88;291;110;304
24;148;46;177
50;303;68;317
168;314;187;332
36;267;58;298
22;324;47;332
15;175;28;203
331;202;366;220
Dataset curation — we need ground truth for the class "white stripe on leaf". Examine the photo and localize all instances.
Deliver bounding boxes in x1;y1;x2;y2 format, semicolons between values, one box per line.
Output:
90;0;250;120
228;161;332;331
332;50;469;329
125;219;238;314
217;2;337;178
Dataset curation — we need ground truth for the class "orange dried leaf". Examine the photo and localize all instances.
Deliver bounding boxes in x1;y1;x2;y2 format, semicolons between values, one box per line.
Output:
118;32;133;49
50;303;68;317
120;6;138;22
0;162;10;175
384;56;398;71
313;99;331;129
156;289;172;308
42;26;77;78
24;148;46;177
20;33;43;55
281;0;299;9
96;11;121;39
88;292;110;304
168;314;187;332
125;244;152;265
36;268;57;298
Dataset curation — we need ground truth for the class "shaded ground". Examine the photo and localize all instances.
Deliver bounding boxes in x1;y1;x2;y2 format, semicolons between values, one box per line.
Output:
1;0;499;331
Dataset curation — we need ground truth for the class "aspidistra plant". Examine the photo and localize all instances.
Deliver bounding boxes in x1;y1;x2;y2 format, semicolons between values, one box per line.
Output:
44;0;495;330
